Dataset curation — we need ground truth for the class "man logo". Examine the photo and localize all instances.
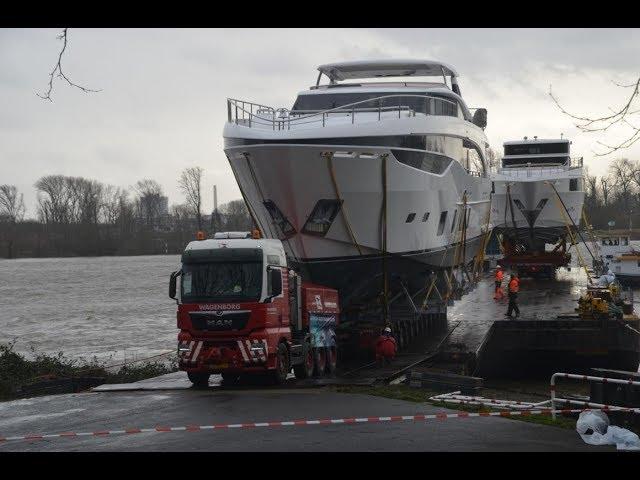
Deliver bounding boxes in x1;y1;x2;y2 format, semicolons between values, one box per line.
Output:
206;318;233;329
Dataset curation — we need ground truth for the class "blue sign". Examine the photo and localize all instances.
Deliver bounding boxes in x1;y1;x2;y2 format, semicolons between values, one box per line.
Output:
309;314;337;348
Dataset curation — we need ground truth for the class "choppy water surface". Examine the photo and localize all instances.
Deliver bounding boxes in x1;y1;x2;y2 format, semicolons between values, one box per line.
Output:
0;255;180;362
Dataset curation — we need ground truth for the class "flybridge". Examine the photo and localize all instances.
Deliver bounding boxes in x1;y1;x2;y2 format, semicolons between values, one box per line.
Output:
315;59;462;96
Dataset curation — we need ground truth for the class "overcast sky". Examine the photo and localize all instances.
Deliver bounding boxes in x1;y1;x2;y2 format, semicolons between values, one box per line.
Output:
1;28;639;218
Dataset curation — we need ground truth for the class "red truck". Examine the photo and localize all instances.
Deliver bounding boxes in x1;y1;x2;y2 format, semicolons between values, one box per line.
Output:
169;232;340;386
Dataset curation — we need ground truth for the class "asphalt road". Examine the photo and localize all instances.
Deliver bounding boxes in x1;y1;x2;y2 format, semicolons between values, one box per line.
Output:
0;375;612;452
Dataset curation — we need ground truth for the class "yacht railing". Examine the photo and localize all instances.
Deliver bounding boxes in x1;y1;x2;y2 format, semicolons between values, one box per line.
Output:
496;157;584;178
227;94;459;131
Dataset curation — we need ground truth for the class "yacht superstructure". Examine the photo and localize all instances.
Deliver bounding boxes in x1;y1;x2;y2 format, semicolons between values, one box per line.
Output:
223;60;493;312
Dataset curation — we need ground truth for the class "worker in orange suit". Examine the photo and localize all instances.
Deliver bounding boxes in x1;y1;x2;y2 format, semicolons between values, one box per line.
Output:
375;327;397;366
494;266;505;300
505;273;520;318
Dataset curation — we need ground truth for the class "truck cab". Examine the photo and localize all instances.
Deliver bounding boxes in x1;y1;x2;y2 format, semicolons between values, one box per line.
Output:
169;232;340;386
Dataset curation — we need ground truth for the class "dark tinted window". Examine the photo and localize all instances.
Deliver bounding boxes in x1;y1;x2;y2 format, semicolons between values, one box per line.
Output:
392;150;452;174
502;156;568;167
406;213;416;223
181;260;262;303
570;178;579;191
504;143;569;155
437;211;448;236
302;199;343;236
422;212;430;222
227;135;427;150
292;92;457;117
263;200;296;238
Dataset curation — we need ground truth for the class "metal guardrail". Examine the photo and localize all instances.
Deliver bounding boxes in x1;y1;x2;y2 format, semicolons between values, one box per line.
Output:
550;372;640;420
496;157;584;178
227;94;459;131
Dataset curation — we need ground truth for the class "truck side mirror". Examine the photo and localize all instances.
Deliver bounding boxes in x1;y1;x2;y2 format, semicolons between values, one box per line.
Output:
169;271;180;299
270;269;282;297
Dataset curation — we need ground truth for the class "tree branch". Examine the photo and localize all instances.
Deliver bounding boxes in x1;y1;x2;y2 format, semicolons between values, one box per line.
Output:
549;79;640;155
37;28;101;102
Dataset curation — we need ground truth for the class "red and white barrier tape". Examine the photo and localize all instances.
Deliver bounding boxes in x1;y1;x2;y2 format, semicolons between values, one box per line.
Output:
0;407;612;443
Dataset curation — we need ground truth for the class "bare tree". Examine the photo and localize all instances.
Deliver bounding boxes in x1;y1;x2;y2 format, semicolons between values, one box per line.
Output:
35;175;72;223
37;28;101;102
609;158;637;214
134;179;165;227
600;176;611;207
0;185;25;259
549;78;640;156
219;199;252;231
0;185;26;222
178;167;204;231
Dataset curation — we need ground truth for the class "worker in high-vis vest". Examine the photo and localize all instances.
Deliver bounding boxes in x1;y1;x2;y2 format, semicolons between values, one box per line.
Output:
493;266;505;300
505;273;520;318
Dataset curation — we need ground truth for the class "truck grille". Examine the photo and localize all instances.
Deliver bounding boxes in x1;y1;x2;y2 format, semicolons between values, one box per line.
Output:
189;311;251;331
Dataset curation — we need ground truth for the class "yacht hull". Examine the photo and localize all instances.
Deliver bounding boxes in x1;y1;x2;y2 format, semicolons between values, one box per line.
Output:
224;143;491;308
490;172;584;246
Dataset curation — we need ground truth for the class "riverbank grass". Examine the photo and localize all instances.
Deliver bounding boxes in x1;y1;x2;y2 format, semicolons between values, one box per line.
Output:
0;342;177;401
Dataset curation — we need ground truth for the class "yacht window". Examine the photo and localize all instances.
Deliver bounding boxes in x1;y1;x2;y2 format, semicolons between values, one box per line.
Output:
406;213;416;223
504;143;569;155
302;199;343;236
263;200;296;238
437;211;448;236
450;210;458;233
491;182;495;194
462;139;486;175
569;179;578;191
422;212;430;222
392;149;452;174
291;92;458;117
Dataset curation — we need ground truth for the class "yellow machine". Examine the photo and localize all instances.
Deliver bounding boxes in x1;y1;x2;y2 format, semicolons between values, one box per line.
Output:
576;284;628;320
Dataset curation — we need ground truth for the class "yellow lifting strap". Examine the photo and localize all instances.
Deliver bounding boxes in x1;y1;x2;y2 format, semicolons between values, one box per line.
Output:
324;152;363;256
546;181;592;284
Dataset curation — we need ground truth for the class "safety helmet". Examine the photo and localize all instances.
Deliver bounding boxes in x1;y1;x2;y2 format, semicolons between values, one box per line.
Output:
383;327;392;334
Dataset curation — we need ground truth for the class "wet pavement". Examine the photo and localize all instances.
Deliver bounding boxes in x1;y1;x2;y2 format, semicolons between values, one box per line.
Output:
0;373;611;451
447;265;590;353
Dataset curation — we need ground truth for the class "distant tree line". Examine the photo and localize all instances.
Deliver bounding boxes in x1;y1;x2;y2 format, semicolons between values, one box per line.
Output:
0;168;253;259
584;158;640;231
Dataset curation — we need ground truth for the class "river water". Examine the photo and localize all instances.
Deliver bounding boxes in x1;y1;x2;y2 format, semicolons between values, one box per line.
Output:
0;255;181;362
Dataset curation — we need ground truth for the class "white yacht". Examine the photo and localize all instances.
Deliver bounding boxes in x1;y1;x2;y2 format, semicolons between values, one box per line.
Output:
597;232;640;284
490;137;584;250
223;60;493;310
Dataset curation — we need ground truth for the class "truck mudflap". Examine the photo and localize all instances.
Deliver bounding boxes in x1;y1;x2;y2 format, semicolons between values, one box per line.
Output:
179;338;271;371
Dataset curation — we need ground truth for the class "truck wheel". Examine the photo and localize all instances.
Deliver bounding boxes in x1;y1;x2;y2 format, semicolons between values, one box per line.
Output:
293;341;314;379
325;346;337;375
270;343;289;385
221;372;240;385
313;347;326;377
187;372;210;388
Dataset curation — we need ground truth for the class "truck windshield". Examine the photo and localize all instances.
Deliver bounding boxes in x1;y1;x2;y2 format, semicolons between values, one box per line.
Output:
181;261;263;302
